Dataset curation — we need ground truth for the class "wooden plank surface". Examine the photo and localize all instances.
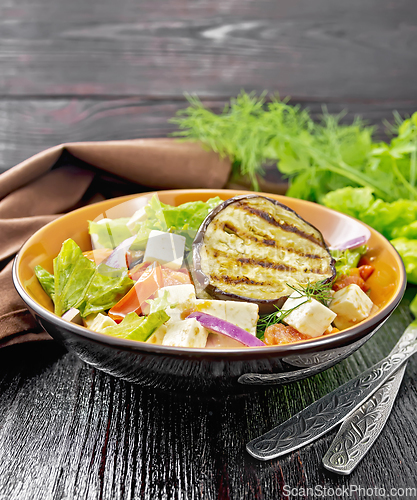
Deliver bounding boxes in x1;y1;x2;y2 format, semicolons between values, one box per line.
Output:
1;0;417;497
2;97;417;173
1;0;417;100
0;288;416;500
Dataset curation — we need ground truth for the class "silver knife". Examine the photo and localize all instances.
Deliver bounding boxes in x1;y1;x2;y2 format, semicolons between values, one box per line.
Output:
322;362;407;474
246;321;417;461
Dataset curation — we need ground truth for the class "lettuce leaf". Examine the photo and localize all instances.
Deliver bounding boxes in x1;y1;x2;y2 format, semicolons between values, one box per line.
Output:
146;290;176;314
126;310;169;341
330;246;367;276
390;238;417;285
322;187;417;282
130;195;223;249
53;239;96;316
99;310;169;341
99;312;144;337
410;293;417;317
321;187;374;220
89;218;132;249
34;265;55;299
78;263;134;317
40;238;134;317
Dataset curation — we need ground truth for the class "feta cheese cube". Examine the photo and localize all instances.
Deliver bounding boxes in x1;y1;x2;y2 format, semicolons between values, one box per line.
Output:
194;299;259;335
282;292;337;338
195;299;226;320
162;318;208;348
126;207;147;233
156;284;196;321
144;230;186;270
329;284;373;330
84;313;117;333
225;301;259;335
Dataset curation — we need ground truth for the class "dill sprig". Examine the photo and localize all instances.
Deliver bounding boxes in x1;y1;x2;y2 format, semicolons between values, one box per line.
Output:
256;280;333;338
286;280;333;306
170;91;417;202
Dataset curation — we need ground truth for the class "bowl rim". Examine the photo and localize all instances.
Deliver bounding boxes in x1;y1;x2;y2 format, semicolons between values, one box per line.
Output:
13;188;407;358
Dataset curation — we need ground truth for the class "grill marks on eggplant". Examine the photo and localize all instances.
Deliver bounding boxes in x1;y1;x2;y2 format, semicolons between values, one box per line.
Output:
197;196;335;301
240;204;323;247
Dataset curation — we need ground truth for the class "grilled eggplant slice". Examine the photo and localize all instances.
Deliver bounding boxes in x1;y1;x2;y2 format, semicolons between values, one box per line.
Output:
192;195;335;313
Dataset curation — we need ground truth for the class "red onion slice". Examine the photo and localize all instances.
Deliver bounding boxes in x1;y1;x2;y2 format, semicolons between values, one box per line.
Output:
330;234;369;252
105;235;137;269
187;312;265;347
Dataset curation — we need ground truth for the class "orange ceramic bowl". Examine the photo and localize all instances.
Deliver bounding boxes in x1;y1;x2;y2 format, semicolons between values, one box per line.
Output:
13;189;406;393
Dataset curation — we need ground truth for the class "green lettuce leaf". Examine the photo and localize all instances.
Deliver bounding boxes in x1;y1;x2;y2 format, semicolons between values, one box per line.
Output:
126;310;169;341
390;238;417;285
330;246;367;276
146;290;176;314
34;265;55;300
53;239;96;316
99;312;144;337
321;187;375;219
78;263;134;317
322;186;417;282
100;310;169;341
88;218;132;249
44;238;134;317
130;195;223;249
361;199;417;239
410;293;417;318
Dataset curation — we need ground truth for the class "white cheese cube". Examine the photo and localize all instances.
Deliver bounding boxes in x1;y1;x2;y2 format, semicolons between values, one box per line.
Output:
84;313;117;333
126;207;147;233
146;324;168;345
225;302;259;335
63;308;83;325
195;299;226;320
157;284;196;304
156;284;196;321
282;292;337;338
144;230;186;270
329;284;373;330
194;299;259;335
162;318;208;348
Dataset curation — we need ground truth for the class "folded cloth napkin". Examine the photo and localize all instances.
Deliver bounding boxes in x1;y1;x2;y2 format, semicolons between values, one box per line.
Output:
0;139;231;347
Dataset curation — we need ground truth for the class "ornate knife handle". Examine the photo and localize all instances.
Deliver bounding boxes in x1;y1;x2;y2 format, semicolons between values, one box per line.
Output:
246;328;417;461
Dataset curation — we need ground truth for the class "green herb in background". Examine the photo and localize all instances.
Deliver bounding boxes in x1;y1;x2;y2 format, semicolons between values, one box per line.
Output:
171;92;417;283
171;92;416;200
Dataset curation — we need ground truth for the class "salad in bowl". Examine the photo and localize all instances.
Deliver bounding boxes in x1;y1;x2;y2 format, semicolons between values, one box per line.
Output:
30;192;396;349
13;189;405;392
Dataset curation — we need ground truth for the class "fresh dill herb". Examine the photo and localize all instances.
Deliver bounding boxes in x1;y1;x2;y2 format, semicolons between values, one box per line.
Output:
255;280;333;338
171;91;417;203
256;302;307;338
286;280;333;306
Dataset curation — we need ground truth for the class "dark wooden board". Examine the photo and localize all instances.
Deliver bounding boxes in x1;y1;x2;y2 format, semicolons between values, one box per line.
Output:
1;0;417;497
1;97;417;173
0;289;416;500
1;0;417;100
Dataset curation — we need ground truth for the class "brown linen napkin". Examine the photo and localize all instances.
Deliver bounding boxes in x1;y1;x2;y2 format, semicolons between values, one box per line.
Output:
0;139;231;347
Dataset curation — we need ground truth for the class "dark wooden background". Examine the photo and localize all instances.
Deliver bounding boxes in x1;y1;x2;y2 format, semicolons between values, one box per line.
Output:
1;1;417;499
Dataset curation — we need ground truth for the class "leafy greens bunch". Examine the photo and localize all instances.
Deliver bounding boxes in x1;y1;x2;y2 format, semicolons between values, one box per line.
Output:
172;92;417;283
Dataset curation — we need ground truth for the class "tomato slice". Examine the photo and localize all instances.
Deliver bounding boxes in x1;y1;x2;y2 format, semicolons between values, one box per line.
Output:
161;267;191;286
129;261;152;281
109;262;163;322
358;265;374;281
